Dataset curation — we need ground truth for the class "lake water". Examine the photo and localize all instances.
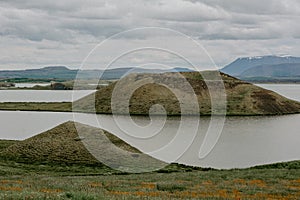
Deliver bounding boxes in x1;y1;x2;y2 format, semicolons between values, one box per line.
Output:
256;84;300;101
14;83;50;88
0;90;96;102
0;84;299;169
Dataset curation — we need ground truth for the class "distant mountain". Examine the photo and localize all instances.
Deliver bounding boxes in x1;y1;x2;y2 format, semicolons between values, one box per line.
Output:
221;55;300;76
0;66;78;80
0;66;193;81
240;63;300;78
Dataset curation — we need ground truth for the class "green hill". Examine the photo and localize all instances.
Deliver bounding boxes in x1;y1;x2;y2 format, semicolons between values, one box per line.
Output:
0;121;166;172
73;71;300;116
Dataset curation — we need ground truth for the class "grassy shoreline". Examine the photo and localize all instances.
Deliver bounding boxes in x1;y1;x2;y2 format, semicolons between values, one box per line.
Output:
0;102;72;113
1;102;300;116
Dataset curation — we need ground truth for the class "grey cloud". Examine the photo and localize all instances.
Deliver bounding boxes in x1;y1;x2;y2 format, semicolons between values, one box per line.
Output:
0;0;104;13
0;6;73;42
0;0;126;42
0;0;299;69
1;0;299;41
138;0;230;22
189;0;300;15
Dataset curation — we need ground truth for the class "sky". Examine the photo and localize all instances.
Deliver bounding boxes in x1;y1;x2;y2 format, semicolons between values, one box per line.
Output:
0;0;300;70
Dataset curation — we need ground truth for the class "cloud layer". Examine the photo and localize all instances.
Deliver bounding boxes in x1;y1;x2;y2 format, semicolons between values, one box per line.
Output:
0;0;300;69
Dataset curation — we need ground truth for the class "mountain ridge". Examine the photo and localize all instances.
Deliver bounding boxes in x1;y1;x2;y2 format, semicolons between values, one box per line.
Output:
0;66;193;80
240;63;300;77
221;55;300;77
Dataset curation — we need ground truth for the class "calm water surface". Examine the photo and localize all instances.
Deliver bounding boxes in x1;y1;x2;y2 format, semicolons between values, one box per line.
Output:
14;83;50;88
256;84;300;101
0;84;299;169
0;90;95;102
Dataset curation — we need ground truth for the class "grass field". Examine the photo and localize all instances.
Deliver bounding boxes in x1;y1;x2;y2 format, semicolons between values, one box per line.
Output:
1;139;300;199
0;163;299;199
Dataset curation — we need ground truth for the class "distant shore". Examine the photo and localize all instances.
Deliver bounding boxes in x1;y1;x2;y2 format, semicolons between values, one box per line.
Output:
1;101;300;116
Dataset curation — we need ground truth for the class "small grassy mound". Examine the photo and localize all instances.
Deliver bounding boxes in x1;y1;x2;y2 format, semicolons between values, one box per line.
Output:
0;122;103;166
0;121;167;173
0;140;18;151
0;121;142;166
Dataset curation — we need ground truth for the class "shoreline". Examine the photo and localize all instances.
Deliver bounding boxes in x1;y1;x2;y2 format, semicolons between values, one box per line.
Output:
1;101;300;116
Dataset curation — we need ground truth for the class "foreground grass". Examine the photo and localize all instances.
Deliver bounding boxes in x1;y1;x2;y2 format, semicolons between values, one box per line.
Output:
0;141;300;199
1;151;300;200
0;166;299;199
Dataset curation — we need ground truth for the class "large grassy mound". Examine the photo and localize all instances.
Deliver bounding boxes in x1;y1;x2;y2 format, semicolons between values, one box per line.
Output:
0;121;166;172
74;71;300;115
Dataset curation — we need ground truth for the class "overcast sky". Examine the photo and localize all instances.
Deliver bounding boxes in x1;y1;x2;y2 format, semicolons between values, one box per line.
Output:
1;0;300;70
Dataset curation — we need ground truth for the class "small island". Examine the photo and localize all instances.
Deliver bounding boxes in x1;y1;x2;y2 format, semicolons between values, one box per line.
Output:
74;71;300;116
